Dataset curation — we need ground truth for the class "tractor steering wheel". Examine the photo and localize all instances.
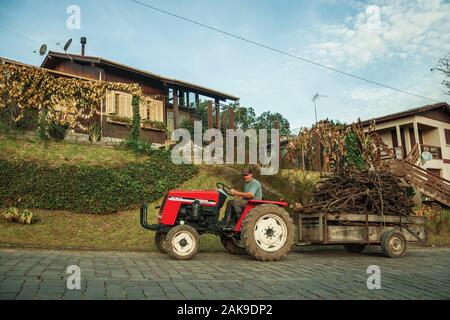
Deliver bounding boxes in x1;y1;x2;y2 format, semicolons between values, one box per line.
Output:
216;182;233;196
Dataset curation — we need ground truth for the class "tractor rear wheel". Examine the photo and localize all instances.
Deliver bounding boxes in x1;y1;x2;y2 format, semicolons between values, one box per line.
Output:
154;231;167;254
166;225;199;260
220;234;246;255
241;204;294;261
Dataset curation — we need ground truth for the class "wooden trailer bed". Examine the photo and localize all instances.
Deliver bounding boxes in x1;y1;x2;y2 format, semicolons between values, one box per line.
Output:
297;212;426;257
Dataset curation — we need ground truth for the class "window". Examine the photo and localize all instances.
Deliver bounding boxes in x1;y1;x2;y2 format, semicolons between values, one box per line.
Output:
445;129;450;145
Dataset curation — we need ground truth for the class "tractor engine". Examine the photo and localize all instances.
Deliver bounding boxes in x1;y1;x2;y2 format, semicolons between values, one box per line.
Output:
158;190;227;233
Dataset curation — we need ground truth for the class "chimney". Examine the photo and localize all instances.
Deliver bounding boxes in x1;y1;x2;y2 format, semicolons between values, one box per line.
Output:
80;37;87;56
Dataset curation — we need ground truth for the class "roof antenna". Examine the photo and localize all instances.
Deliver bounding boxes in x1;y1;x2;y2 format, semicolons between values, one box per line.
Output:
312;93;328;124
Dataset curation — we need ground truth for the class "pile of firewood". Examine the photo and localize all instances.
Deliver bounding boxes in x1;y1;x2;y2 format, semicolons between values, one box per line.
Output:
296;170;414;216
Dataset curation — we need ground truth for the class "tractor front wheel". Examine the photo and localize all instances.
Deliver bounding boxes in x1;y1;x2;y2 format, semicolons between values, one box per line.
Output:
154;231;167;254
220;234;246;255
166;225;199;260
241;204;294;262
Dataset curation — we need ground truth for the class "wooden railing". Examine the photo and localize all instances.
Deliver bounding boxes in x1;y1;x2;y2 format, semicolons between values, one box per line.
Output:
406;143;420;164
396;161;450;207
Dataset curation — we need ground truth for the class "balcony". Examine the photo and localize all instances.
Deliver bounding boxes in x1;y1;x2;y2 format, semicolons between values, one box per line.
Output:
420;144;442;160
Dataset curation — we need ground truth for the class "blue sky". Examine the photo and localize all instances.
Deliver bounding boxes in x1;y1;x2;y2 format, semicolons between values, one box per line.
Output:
0;0;449;130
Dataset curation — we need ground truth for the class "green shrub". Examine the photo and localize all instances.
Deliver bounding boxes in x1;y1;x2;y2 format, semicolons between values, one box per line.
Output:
48;120;69;141
88;123;102;142
0;154;197;214
123;137;154;155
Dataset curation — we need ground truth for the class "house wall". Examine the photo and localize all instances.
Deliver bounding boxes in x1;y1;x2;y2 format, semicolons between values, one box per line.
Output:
415;115;450;179
101;118;166;145
368;114;450;180
49;60;168;144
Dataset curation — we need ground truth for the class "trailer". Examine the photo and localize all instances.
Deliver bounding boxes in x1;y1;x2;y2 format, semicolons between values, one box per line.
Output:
297;212;426;258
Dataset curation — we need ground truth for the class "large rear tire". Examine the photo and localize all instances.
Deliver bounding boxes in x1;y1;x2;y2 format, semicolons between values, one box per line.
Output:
220;234;246;255
166;225;199;260
241;204;294;261
155;231;167;254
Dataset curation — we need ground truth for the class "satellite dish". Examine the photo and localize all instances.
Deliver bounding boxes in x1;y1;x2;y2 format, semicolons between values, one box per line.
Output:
39;44;47;56
421;151;433;162
63;38;72;52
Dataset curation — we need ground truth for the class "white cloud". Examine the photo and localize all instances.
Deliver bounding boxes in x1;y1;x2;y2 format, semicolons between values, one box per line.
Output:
306;0;450;69
340;72;449;123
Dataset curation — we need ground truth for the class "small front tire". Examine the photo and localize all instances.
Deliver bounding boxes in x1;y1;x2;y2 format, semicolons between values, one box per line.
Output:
166;225;199;260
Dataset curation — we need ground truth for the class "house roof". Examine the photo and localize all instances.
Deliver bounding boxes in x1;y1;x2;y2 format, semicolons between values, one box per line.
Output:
1;56;104;82
360;102;450;126
41;51;240;101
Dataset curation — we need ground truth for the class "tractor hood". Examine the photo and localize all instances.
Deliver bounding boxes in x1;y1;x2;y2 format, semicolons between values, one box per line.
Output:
167;190;219;206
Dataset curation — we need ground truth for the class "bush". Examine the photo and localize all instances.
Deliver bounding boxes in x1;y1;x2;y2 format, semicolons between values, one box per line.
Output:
88;123;102;142
0;154;198;214
48;120;69;141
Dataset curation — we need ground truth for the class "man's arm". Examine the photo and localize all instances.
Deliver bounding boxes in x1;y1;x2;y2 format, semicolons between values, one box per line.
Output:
230;189;254;199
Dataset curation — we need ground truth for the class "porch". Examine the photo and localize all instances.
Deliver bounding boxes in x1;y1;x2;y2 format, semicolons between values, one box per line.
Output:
378;121;443;162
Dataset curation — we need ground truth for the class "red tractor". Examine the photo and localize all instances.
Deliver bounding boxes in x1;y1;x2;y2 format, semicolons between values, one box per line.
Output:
140;183;294;261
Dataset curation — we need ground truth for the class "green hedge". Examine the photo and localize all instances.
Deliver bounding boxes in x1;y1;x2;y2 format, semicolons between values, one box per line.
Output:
0;153;198;214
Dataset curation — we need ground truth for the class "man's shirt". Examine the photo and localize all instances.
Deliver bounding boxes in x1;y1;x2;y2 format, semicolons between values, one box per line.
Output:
244;178;263;200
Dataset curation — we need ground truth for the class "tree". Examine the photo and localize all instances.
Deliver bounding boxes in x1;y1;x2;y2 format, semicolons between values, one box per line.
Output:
220;103;256;130
253;111;291;136
432;52;450;96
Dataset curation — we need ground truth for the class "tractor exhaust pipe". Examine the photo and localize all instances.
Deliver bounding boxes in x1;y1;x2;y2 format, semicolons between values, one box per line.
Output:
140;204;153;230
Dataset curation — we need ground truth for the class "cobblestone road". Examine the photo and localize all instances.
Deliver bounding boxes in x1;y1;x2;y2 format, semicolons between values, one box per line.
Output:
0;246;449;300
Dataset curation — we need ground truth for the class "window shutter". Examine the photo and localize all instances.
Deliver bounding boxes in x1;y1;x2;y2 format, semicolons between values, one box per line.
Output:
155;100;164;122
118;94;126;117
140;100;147;120
106;92;114;114
445;129;450;145
126;94;133;118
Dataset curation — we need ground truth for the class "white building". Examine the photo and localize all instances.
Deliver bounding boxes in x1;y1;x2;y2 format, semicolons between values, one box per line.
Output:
361;102;450;180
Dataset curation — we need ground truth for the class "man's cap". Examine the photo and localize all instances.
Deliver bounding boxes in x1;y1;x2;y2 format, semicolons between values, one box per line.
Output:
242;168;253;175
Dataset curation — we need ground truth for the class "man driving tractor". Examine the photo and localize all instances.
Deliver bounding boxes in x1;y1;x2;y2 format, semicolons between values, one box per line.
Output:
223;168;263;227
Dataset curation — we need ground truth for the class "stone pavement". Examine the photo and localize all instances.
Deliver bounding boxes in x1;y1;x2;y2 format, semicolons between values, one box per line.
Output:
0;246;449;300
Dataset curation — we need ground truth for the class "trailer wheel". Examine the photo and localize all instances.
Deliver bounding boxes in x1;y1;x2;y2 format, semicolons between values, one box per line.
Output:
166;225;199;260
220;234;246;255
381;229;407;258
154;231;167;254
343;244;366;254
241;204;294;262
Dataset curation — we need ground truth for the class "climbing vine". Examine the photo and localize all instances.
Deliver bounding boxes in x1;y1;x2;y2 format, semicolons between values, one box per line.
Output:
0;63;143;132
